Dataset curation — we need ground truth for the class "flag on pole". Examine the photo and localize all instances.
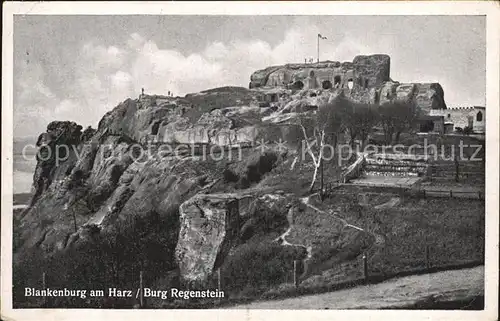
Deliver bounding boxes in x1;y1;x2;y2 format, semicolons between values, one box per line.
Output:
318;33;327;40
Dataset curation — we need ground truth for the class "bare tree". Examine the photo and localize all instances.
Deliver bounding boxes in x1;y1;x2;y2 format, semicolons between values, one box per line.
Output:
295;98;346;193
343;100;378;148
378;100;418;144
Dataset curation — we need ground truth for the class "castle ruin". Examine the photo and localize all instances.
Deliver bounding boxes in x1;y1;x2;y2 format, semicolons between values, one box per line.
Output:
249;54;446;114
249;54;485;134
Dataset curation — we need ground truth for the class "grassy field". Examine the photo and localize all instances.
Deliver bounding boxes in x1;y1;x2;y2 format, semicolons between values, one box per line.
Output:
295;192;484;287
155;186;485;307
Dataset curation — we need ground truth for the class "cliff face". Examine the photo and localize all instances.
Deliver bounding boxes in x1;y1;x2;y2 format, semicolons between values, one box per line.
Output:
16;87;293;286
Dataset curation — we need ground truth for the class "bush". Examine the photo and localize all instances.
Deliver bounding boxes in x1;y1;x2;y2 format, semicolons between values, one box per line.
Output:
13;209;180;308
221;241;306;297
239;198;289;241
463;126;474;135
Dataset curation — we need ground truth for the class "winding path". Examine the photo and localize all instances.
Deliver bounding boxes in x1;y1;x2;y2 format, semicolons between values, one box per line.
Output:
275;194;386;271
276;208;313;260
299;195;385;247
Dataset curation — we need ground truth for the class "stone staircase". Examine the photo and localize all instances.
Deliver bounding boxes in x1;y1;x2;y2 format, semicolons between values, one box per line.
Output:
362;153;430;177
361;153;429;177
345;153;430;187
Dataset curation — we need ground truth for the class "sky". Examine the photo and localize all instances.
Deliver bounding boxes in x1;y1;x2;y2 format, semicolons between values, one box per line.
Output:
13;15;486;138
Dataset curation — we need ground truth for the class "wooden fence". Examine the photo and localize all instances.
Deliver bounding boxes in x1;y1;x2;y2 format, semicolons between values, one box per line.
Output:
321;182;484;200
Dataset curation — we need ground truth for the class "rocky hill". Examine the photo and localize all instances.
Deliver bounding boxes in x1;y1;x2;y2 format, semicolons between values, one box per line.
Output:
14;55;467;308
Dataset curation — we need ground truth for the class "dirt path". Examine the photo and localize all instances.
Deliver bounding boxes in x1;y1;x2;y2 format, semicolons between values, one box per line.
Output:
300;196;385;247
276;194;385;265
231;266;484;309
276;207;313;260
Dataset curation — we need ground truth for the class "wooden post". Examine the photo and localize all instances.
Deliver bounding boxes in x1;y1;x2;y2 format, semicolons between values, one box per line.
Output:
425;245;430;270
317;34;320;63
450;190;453;198
293;260;299;288
320;159;324;201
139;271;144;308
423;190;426;198
217;268;222;290
362;253;368;284
42;272;47;307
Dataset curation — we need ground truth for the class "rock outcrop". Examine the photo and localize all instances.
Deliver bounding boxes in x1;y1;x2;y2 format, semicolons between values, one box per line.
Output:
175;193;241;283
160;110;259;146
31;121;85;204
249;54;446;113
249;54;390;91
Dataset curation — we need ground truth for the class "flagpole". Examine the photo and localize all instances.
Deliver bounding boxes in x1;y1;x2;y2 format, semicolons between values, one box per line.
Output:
317;35;319;63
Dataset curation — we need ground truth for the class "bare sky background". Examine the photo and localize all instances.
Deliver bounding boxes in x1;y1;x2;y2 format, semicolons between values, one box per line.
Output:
13;15;486;138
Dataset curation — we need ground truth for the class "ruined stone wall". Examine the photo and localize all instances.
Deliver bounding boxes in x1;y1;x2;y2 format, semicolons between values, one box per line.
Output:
249;54;390;91
430;106;485;133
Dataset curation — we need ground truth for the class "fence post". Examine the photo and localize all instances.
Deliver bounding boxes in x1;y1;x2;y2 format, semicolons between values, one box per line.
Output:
139;271;144;309
362;253;368;284
425;245;430;270
217;268;222;290
449;190;453;198
423;189;426;198
320;159;324;202
293;260;299;288
42;272;47;307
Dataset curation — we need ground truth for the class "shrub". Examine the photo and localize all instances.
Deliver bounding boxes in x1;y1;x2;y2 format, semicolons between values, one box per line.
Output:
13;209;180;308
221;241;306;296
463;126;474;135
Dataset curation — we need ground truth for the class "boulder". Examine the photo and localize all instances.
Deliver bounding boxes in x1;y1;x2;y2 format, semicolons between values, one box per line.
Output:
175;193;241;283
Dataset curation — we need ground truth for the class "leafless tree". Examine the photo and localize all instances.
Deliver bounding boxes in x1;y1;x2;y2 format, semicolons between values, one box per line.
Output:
378;100;418;144
343;99;378;148
294;98;347;193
